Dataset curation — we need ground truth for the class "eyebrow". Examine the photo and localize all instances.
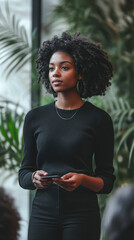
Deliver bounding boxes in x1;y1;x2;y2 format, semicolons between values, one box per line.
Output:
49;61;73;65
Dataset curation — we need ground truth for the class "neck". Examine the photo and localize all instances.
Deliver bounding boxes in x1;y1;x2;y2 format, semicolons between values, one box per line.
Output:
55;91;84;110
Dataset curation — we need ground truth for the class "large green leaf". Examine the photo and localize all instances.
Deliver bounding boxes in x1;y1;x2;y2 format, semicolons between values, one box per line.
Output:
52;0;134;104
103;94;134;167
0;2;37;78
0;102;25;173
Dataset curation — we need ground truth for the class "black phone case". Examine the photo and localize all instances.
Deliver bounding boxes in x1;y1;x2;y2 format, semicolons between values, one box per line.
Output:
41;175;60;179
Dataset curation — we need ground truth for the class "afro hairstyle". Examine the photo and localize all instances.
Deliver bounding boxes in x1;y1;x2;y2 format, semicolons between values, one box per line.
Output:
0;187;20;240
36;32;113;98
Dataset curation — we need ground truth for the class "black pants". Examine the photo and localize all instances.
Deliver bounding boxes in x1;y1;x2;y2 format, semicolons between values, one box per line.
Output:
28;183;101;240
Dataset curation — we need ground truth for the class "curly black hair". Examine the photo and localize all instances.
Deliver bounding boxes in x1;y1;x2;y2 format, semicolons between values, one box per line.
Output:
36;32;113;98
0;187;20;240
103;184;134;240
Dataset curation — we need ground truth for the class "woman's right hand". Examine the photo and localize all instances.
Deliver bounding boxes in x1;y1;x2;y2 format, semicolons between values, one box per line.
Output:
32;170;52;189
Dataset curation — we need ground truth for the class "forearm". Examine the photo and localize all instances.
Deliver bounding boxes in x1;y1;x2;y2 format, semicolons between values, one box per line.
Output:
81;174;104;192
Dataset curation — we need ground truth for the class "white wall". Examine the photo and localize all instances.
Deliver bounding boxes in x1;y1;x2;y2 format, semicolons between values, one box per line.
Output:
0;1;32;240
0;0;31;111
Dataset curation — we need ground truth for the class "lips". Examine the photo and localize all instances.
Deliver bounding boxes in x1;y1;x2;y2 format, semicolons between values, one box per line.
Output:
52;80;63;86
52;80;62;83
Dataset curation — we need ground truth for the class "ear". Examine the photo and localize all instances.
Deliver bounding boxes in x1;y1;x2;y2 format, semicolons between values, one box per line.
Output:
78;74;82;80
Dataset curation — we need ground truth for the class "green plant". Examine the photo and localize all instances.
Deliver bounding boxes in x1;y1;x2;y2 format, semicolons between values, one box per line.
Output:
0;2;40;107
89;93;134;219
0;2;36;78
52;0;134;105
0;102;25;173
103;94;134;168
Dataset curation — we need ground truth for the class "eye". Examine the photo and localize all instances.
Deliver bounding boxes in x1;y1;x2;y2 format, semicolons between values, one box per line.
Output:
49;67;54;72
61;66;69;70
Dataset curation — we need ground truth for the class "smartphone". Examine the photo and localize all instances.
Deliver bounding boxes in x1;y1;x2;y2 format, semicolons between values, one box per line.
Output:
41;175;60;180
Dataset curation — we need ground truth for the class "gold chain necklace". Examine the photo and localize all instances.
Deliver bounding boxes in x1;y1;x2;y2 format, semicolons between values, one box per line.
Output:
55;101;85;120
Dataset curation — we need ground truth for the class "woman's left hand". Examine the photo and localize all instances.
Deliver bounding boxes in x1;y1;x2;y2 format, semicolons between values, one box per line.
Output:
52;172;83;191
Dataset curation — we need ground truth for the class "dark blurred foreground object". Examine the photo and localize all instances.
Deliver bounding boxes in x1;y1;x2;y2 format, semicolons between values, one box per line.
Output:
0;187;20;240
102;184;134;240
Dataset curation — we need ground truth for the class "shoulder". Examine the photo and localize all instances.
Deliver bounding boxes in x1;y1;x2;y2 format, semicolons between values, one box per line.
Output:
24;101;54;122
85;101;113;126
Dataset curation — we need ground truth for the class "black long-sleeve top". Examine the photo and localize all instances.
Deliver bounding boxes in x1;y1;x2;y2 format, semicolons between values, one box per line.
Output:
18;100;115;194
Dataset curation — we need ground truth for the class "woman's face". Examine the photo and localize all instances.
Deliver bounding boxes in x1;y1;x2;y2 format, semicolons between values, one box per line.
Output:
48;51;81;94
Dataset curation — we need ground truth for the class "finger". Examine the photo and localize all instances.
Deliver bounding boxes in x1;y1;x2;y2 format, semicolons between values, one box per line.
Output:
61;173;73;180
34;175;42;181
35;173;48;181
52;178;63;183
41;181;52;186
33;179;43;185
34;180;52;189
57;177;74;184
37;170;48;176
34;182;44;189
40;178;52;183
33;179;51;186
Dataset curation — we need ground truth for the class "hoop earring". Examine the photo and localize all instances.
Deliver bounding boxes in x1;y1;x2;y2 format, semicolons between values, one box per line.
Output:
76;80;80;93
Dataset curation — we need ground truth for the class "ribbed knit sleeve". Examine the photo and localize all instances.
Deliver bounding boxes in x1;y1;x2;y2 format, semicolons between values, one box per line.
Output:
94;113;115;194
18;110;37;190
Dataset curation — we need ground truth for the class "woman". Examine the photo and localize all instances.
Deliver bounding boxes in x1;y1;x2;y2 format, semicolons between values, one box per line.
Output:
19;32;115;240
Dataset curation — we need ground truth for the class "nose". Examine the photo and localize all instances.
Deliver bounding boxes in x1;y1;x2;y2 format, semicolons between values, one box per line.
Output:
52;67;61;77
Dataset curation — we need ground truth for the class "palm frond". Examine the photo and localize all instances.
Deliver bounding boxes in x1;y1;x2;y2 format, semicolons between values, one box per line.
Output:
128;140;134;168
103;93;134;167
116;126;134;153
0;2;37;78
0;101;25;173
